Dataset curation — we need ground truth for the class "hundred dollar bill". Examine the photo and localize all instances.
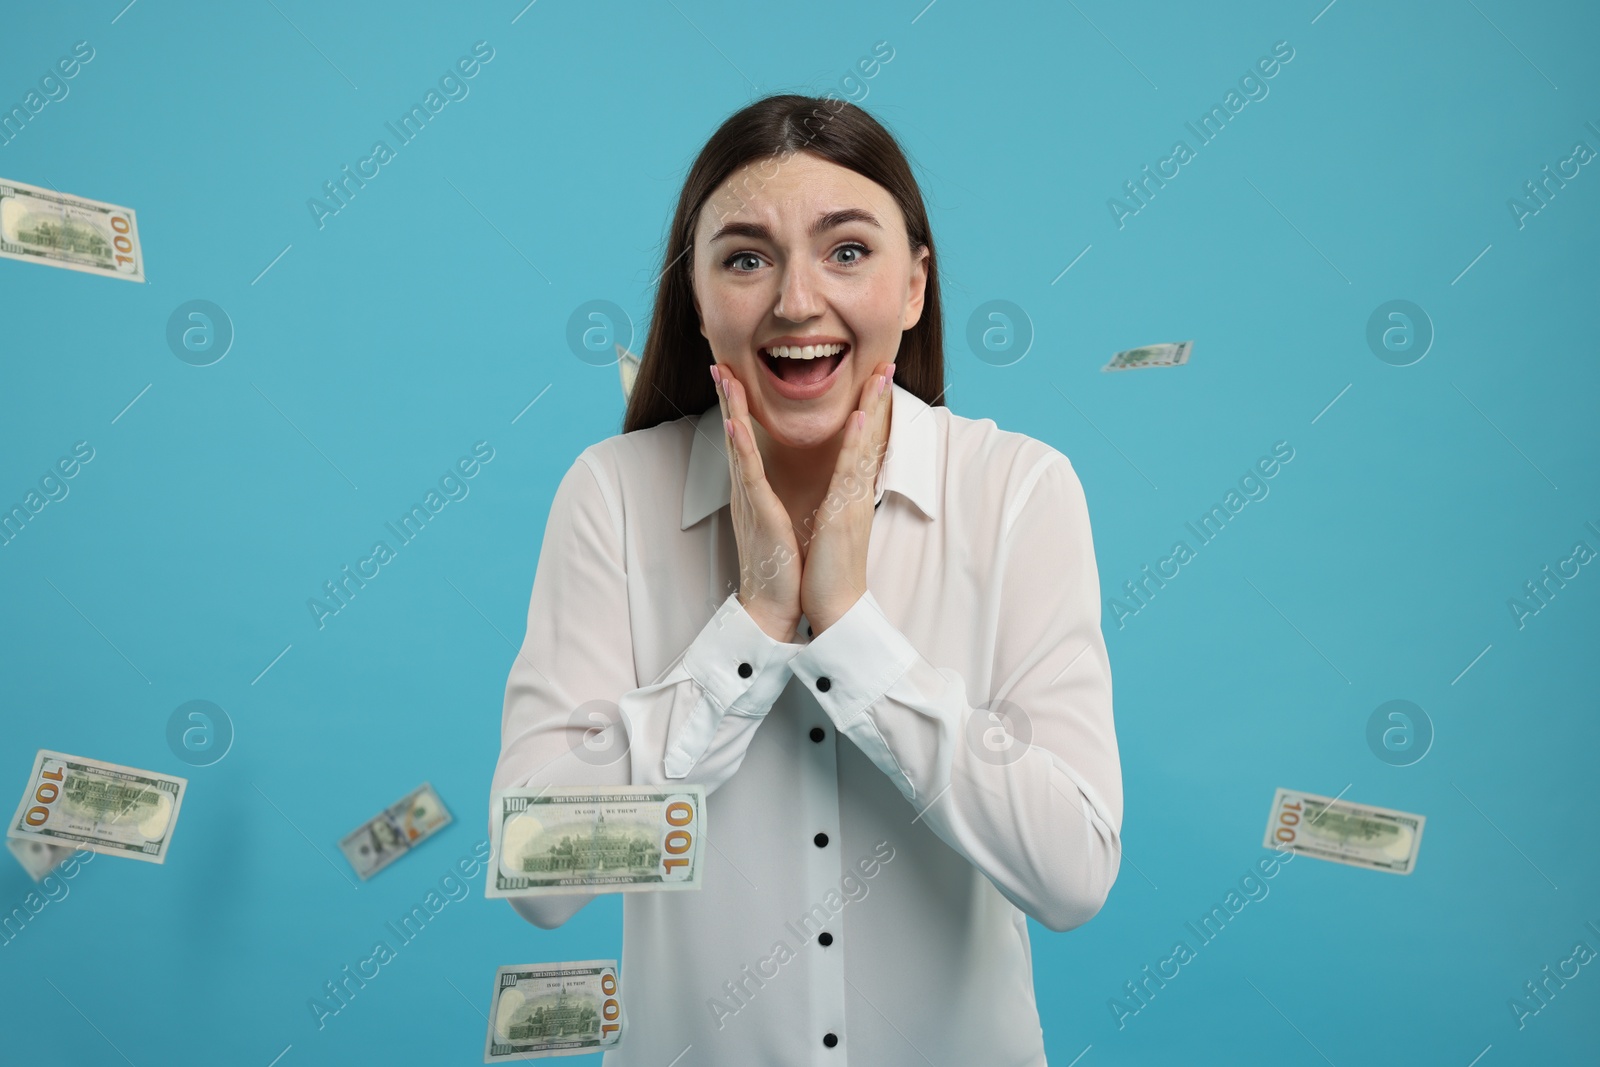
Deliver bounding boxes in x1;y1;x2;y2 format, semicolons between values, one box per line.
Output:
0;176;145;282
6;750;186;864
487;785;706;898
617;343;639;401
1263;787;1424;875
6;837;74;881
338;782;453;879
1103;339;1192;372
484;959;624;1061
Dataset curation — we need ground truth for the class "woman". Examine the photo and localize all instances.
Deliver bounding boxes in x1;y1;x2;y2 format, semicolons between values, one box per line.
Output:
490;94;1122;1065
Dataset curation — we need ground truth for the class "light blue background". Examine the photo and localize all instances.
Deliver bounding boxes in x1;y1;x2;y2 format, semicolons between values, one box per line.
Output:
2;1;1596;1064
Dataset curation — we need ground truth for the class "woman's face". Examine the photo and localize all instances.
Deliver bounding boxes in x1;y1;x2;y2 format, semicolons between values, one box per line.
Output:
691;150;929;451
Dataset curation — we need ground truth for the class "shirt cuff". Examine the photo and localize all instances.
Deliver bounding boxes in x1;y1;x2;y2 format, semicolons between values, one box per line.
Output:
682;592;805;718
788;590;918;727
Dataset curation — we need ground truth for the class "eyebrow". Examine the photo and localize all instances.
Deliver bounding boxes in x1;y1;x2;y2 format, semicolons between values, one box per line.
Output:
708;208;883;244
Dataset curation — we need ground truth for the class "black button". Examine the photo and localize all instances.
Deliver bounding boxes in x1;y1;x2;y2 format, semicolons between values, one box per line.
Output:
816;677;831;692
818;931;834;946
823;1032;839;1048
814;832;829;848
809;726;825;743
737;662;752;678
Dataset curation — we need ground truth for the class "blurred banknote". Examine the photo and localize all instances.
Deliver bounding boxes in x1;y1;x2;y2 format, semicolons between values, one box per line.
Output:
1264;787;1424;875
0;176;144;282
617;343;639;400
6;837;74;881
6;750;186;864
484;959;624;1061
486;785;705;898
1103;340;1192;372
338;782;452;879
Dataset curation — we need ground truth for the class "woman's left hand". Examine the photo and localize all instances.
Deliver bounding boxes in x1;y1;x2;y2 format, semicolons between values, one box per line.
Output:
799;361;895;634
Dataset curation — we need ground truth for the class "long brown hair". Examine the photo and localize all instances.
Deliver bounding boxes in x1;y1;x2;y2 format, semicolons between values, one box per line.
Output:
621;94;945;435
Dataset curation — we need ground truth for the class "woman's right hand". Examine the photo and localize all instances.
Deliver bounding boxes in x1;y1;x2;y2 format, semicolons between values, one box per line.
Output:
712;362;803;642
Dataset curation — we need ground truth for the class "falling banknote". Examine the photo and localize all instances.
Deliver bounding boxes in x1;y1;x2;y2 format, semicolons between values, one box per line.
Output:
6;837;75;881
486;785;706;898
617;343;639;401
0;176;145;282
338;782;453;880
484;959;624;1061
1263;787;1425;875
1102;340;1192;372
6;750;186;864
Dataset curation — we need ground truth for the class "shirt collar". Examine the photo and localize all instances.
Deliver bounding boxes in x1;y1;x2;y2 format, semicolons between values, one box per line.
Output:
680;379;939;530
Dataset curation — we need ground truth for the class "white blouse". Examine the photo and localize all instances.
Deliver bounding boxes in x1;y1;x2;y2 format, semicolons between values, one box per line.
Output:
490;380;1122;1066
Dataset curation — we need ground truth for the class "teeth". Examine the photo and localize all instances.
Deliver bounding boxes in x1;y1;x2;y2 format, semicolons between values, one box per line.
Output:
765;343;847;360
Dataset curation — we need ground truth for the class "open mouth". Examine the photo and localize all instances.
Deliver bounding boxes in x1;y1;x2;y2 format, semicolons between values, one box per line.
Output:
759;342;849;388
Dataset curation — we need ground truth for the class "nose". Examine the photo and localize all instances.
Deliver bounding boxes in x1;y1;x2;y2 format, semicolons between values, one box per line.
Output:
773;258;825;323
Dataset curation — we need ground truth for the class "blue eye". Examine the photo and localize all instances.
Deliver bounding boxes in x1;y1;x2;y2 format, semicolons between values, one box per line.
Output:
833;243;872;265
721;243;873;273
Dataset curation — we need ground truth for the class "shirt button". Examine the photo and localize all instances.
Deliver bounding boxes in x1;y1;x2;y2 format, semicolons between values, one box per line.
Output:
816;677;831;692
807;623;814;636
823;1032;839;1048
814;832;829;848
809;726;825;743
737;662;752;678
818;931;834;946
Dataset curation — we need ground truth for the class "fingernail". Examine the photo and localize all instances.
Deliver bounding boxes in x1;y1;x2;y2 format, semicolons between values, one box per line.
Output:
709;364;718;385
878;374;888;397
720;374;730;397
724;417;734;438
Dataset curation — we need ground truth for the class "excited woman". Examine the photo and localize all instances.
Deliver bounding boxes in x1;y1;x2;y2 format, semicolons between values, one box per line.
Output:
490;93;1122;1066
